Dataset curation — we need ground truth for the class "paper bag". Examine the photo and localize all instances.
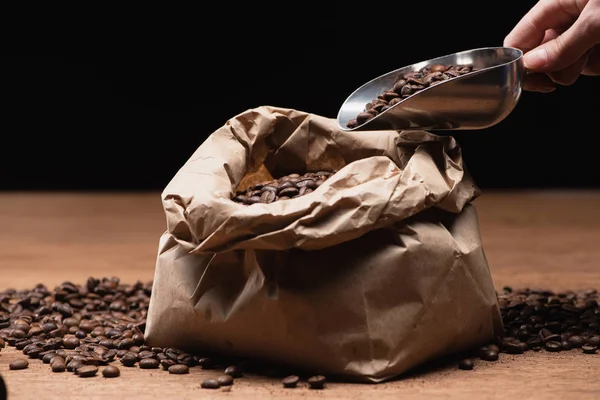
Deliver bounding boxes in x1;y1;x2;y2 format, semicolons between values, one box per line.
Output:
145;105;502;383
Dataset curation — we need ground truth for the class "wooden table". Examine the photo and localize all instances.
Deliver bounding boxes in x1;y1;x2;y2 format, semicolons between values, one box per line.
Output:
1;191;599;400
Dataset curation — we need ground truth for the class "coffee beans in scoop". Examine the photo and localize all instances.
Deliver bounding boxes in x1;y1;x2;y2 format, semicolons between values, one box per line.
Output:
346;63;476;129
232;171;334;205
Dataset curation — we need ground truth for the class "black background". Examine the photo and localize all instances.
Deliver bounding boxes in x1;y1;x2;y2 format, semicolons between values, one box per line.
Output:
3;1;599;191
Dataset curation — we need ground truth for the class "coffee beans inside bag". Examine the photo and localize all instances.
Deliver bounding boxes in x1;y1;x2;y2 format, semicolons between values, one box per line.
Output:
145;106;502;383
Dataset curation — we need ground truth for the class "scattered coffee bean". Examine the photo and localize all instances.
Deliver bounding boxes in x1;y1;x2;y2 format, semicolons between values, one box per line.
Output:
232;171;334;205
545;341;562;352
139;358;160;369
567;335;585;348
282;375;300;388
9;359;29;370
582;345;597;354
458;359;474;370
201;379;220;389
52;362;66;373
479;349;499;361
346;64;476;128
168;364;189;375
307;375;326;390
77;365;99;377
102;366;120;378
224;365;242;378
217;374;234;386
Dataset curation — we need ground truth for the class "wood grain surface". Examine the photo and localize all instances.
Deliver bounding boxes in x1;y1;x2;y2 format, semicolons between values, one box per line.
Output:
1;191;599;400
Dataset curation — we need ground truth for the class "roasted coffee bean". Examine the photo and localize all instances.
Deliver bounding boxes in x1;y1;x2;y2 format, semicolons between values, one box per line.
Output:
102;366;120;378
52;362;66;372
217;375;234;386
586;335;600;347
201;379;220;389
77;365;98;377
347;63;473;128
307;375;326;390
168;364;189;375
568;335;585;348
63;337;80;349
42;352;57;364
161;359;177;370
480;349;499;361
282;375;300;388
224;365;242;378
9;359;29;370
139;358;160;369
458;359;474;370
582;345;597;354
545;341;562;352
67;359;84;373
120;353;138;367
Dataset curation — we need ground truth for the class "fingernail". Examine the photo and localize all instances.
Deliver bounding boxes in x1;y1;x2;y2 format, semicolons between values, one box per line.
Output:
523;48;548;70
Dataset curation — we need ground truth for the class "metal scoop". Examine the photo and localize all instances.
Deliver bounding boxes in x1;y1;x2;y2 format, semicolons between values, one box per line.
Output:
336;46;524;131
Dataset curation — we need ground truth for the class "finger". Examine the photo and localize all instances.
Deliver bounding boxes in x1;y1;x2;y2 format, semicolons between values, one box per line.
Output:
523;72;557;92
504;0;583;51
583;44;600;75
547;52;589;85
542;28;561;44
521;14;598;72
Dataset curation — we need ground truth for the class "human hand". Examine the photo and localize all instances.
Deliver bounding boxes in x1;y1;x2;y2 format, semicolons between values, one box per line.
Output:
504;0;600;92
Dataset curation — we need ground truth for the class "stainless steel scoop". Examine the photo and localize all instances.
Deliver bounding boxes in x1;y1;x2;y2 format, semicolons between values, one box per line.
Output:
336;46;524;131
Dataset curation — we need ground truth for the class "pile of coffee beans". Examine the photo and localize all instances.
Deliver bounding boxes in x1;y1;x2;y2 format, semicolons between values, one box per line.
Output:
346;63;476;129
232;171;334;205
456;286;600;370
0;277;328;390
2;278;599;388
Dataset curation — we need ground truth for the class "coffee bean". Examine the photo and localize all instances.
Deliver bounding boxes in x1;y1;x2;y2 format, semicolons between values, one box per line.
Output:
502;342;524;354
42;352;57;364
307;375;326;390
168;364;189;375
120;353;138;367
545;341;562;352
567;335;585;348
582;345;597;354
102;366;120;378
139;358;160;369
77;365;98;377
429;64;447;73
586;335;600;347
201;379;220;389
282;375;300;388
217;375;234;386
480;349;499;361
63;337;80;349
224;365;242;378
67;359;84;373
458;359;474;370
52;362;66;372
9;359;29;370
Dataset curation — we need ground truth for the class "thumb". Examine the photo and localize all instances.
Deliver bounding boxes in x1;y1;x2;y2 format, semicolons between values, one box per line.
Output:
522;18;596;72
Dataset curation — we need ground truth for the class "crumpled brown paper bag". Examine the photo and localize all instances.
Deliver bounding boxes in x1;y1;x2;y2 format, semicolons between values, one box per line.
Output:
145;105;502;383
